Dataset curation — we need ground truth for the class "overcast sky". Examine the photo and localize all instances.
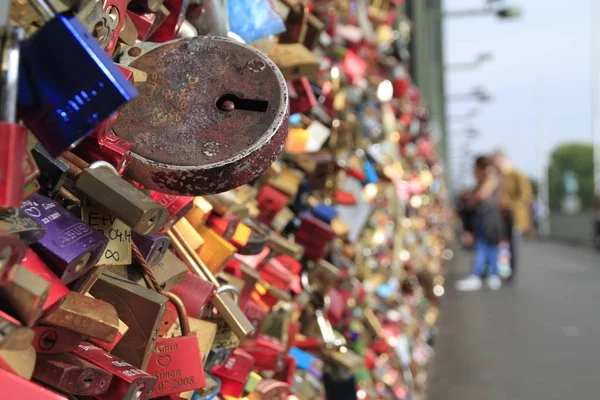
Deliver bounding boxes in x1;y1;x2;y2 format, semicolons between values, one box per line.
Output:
444;0;593;185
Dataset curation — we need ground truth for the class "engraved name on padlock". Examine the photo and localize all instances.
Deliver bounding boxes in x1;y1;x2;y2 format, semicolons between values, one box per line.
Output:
146;291;206;398
21;194;108;284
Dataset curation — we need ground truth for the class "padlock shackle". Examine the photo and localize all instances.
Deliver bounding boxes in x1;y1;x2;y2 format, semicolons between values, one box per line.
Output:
28;0;57;22
163;291;191;336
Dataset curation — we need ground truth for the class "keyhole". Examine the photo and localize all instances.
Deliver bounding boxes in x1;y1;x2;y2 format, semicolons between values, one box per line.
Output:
81;375;94;388
216;94;268;113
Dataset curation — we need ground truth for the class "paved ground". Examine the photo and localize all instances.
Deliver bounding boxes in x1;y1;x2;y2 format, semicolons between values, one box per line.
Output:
428;240;600;400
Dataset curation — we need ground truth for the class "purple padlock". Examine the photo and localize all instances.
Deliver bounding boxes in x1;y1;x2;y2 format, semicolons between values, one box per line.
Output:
131;231;170;267
20;194;108;284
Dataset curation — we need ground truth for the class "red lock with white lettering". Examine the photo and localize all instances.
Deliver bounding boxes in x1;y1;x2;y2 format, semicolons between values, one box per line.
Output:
146;291;206;398
73;342;156;400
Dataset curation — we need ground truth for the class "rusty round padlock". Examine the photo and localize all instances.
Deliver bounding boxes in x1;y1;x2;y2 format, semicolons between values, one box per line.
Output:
113;36;289;196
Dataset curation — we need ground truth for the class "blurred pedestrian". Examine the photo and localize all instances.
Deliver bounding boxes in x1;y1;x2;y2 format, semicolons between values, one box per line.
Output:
455;156;504;291
491;150;533;281
456;188;474;248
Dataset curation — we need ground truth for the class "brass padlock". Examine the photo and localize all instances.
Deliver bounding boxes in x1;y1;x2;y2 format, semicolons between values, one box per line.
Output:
195;224;236;275
40;292;120;342
170;228;256;340
165;316;217;365
0;313;34;351
0;266;50;326
89;271;168;369
268;168;305;199
185;197;213;228
0;345;36;379
81;206;132;266
66;158;168;235
268;42;320;81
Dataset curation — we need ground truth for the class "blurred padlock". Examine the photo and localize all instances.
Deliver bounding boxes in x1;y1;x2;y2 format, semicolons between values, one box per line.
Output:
0;344;36;379
17;0;138;155
0;24;28;209
211;347;255;398
0;265;49;326
0;232;25;286
30;143;69;199
0;312;34;351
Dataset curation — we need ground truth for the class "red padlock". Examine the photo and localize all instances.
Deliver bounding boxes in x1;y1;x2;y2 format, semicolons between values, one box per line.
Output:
294;216;334;260
240;335;284;372
103;0;129;55
326;289;345;325
248;378;290;400
127;8;170;41
149;0;188;42
259;258;293;292
289;77;318;115
72;133;133;176
244;299;266;337
212;348;255;398
21;248;69;313
170;273;215;318
0;122;28;209
234;247;270;269
256;185;288;226
334;190;357;206
273;354;296;386
146;291;206;398
0;366;68;399
149;191;193;231
73;342;156;399
32;325;84;354
158;302;178;336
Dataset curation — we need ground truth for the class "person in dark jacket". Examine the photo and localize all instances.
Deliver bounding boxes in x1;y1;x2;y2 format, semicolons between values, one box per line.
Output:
455;156;504;292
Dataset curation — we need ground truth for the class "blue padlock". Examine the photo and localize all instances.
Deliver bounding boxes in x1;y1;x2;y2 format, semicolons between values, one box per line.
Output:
312;203;337;225
362;159;379;184
18;0;138;155
289;346;324;378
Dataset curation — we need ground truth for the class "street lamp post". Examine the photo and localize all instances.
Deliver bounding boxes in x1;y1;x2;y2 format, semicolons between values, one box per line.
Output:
447;86;492;103
445;53;493;71
443;1;522;19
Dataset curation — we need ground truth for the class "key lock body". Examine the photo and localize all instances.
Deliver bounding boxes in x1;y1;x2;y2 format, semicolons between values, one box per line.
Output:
20;193;108;284
113;36;289;196
16;0;138;156
146;291;206;398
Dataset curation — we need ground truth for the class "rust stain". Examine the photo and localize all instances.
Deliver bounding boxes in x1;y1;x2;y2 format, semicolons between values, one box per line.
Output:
114;36;289;196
